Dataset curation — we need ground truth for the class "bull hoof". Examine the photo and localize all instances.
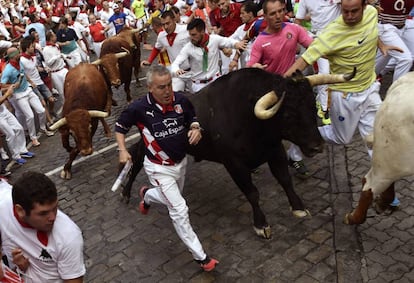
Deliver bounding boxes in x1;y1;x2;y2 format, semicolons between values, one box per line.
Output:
343;211;366;225
253;225;272;239
60;170;72;180
373;202;398;216
291;208;311;218
119;193;130;204
343;212;357;225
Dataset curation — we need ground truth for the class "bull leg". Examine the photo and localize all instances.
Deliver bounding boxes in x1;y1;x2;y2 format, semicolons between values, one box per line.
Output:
223;161;270;239
121;140;145;203
374;183;395;214
344;189;373;225
267;145;308;217
109;89;118;106
61;131;73;153
105;91;112;114
100;118;111;138
124;83;132;103
61;148;79;180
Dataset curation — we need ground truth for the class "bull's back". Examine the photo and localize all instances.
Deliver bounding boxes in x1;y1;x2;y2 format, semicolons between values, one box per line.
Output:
64;64;108;112
372;72;414;178
188;69;285;164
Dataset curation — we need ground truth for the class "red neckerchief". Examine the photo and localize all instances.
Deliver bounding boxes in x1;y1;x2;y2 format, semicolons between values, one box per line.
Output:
9;59;20;71
20;52;33;61
166;32;177;46
196;33;209;53
152;93;175;113
13;207;49;246
46;41;60;50
243;17;257;31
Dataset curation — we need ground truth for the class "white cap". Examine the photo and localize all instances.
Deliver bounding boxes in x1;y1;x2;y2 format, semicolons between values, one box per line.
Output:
112;3;119;9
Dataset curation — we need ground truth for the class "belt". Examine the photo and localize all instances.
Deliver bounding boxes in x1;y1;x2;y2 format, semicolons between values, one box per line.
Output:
379;21;405;29
51;67;66;73
149;157;182;166
192;73;220;84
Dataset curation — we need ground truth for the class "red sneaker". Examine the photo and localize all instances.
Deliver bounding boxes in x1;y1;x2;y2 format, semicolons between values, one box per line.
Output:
139;186;150;215
199;257;219;272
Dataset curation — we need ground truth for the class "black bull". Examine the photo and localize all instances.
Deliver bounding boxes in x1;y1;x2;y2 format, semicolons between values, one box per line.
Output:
120;68;351;238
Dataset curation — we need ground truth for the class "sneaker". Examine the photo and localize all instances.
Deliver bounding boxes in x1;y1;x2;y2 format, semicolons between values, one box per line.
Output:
139;186;150;215
40;128;55;137
390;196;400;207
0;169;11;177
15;158;26;165
0;150;9;160
316;101;324;119
21;151;35;158
197;257;219;272
32;139;40;147
322;110;331;125
289;159;310;178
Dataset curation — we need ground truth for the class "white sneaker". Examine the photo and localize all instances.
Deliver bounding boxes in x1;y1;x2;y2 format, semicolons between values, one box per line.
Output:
40;128;56;137
0;149;9;160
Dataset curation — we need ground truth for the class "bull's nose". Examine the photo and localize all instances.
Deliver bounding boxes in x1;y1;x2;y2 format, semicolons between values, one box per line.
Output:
112;79;121;86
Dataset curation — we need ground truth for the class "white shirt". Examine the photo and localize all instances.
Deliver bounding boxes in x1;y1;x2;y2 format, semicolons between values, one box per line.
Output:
155;24;190;69
42;44;66;71
0;189;86;283
20;56;44;85
171;34;238;80
296;0;341;32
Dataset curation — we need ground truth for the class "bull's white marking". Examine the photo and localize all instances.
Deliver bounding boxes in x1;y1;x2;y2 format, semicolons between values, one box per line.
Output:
45;133;141;177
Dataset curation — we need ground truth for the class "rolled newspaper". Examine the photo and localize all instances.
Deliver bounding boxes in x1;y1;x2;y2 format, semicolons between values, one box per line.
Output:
111;160;133;192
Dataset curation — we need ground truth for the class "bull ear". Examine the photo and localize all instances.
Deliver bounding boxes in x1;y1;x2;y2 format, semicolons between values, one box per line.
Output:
91;59;102;65
306;67;356;86
254;91;285;120
49;117;67;130
88;110;109;118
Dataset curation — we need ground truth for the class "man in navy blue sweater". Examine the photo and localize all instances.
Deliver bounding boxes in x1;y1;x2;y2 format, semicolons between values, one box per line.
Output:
115;65;218;272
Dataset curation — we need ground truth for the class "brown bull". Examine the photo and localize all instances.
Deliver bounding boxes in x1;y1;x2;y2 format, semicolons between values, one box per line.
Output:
49;64;111;179
94;27;141;104
116;26;141;83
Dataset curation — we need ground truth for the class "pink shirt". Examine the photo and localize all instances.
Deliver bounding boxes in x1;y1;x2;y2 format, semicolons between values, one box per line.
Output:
248;23;312;75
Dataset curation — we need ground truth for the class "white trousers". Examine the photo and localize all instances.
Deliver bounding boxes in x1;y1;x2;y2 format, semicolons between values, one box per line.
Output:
51;68;68;101
92;41;104;58
9;88;46;140
143;156;207;261
0;110;27;159
319;81;381;157
376;22;414;82
64;49;83;69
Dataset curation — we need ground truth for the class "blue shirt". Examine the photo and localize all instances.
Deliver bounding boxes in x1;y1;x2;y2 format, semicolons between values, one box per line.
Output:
109;12;127;34
1;63;28;93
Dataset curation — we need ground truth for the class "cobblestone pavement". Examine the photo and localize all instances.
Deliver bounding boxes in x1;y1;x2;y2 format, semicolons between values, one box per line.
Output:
3;58;413;281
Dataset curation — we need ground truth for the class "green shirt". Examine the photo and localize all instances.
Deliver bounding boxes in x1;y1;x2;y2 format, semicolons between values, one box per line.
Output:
301;5;378;92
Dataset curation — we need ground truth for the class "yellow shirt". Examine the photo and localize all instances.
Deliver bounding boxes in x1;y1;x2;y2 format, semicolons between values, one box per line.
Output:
302;5;378;92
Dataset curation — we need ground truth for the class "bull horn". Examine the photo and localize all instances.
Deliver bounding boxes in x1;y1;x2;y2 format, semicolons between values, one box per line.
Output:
88;110;109;118
49;117;67;130
91;58;102;65
254;91;285;120
306;67;356;86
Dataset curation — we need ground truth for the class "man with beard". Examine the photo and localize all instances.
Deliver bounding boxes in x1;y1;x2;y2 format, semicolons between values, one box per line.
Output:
171;18;246;92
